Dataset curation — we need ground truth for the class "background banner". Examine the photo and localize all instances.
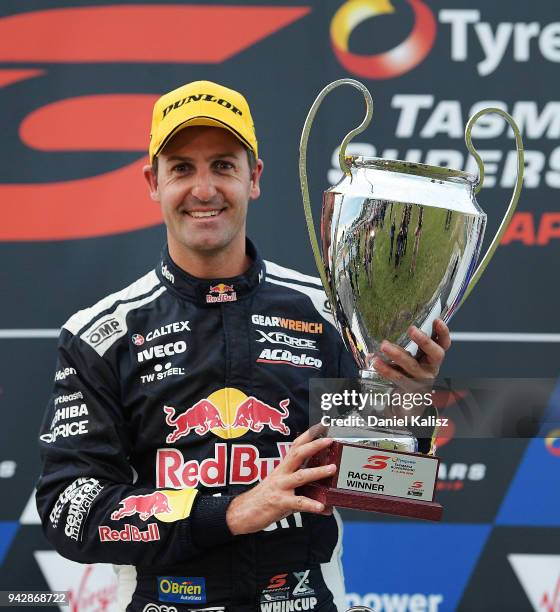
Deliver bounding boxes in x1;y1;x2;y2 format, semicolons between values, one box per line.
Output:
0;1;559;610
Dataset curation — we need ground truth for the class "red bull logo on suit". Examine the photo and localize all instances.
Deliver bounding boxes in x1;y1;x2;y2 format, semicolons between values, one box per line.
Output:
157;389;292;488
163;388;290;442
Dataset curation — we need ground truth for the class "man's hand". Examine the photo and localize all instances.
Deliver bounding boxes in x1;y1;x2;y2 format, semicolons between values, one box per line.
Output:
226;429;335;535
372;318;451;389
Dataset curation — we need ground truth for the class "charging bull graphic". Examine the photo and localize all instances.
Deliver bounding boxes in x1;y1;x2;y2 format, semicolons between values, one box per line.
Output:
164;393;291;443
232;397;290;435
164;400;227;443
111;491;172;521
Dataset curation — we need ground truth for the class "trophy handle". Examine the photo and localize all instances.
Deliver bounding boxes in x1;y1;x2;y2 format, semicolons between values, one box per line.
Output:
460;108;524;305
299;79;374;304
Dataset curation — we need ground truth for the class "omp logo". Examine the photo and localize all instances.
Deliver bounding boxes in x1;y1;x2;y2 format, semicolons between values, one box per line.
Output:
0;5;310;241
86;318;121;347
330;0;436;79
363;454;391;469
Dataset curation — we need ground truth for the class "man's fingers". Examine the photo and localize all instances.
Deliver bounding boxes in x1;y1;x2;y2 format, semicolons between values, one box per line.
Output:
433;319;452;351
281;436;333;473
287;464;336;488
408;326;445;367
380;342;423;378
292;496;325;514
291;424;329;449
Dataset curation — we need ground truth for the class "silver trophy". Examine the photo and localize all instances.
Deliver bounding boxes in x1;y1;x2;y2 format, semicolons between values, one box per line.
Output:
299;79;524;519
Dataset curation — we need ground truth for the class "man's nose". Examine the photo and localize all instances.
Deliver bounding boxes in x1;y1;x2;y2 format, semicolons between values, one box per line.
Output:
191;171;217;202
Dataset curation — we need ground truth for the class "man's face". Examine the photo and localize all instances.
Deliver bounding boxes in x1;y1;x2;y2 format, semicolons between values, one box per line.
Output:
144;126;263;256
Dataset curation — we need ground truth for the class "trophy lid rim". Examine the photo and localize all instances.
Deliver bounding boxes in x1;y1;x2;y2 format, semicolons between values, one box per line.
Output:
349;156;478;184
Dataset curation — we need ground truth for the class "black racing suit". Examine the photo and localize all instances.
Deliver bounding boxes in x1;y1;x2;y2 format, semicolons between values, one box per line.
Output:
36;239;357;612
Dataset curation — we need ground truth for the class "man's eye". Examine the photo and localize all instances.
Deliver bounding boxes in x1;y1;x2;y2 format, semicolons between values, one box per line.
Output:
214;160;234;171
172;163;190;173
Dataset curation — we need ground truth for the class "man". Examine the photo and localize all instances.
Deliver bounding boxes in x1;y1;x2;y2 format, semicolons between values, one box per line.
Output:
36;81;450;612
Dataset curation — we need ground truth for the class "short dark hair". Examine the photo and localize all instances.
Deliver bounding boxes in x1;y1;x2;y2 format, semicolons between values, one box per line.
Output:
152;146;256;178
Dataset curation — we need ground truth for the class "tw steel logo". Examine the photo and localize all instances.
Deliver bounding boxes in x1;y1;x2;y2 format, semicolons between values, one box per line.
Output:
164;388;290;444
330;0;436;79
0;4;310;241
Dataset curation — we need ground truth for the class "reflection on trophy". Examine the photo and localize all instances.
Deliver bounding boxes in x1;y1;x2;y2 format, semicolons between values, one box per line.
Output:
299;79;524;520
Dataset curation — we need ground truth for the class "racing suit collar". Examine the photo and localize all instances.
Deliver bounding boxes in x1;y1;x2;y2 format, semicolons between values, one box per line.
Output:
157;238;264;304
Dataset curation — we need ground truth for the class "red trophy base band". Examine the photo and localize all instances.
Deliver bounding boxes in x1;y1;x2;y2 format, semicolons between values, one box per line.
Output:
298;440;443;522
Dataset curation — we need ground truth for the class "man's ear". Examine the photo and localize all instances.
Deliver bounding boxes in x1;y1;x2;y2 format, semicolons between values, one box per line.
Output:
143;164;159;202
249;159;264;200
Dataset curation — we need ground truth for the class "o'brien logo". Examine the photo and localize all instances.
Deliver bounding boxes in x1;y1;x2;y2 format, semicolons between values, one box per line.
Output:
162;93;243;119
158;577;206;604
330;0;436;79
206;283;237;303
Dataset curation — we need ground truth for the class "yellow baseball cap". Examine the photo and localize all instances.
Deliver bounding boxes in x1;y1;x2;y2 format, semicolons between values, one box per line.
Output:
149;80;258;162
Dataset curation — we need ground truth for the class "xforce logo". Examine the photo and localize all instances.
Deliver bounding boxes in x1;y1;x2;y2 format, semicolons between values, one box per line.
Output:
330;0;436;79
256;330;318;351
86;318;122;348
137;341;187;363
163;93;242;119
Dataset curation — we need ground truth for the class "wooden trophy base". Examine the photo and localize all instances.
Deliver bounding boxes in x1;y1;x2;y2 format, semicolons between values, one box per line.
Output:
299;440;443;522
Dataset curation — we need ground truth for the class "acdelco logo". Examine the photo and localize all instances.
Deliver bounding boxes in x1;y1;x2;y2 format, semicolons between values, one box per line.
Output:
363;454;391;470
330;0;436;79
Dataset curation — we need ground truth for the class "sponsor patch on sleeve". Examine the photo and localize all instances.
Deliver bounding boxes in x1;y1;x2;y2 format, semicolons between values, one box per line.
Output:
158;577;206;604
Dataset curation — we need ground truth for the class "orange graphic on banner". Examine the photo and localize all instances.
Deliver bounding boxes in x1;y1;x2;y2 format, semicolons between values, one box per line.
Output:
0;5;311;241
330;0;436;79
0;5;310;63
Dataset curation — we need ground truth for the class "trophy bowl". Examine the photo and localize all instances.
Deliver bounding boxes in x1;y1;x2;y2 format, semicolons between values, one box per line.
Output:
298;79;524;520
322;157;486;370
